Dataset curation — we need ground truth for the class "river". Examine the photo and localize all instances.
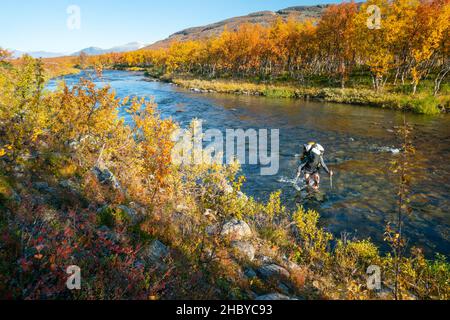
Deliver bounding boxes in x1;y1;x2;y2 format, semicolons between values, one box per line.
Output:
48;70;450;257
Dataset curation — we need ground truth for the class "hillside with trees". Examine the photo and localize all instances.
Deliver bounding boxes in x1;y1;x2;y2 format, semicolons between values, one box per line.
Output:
145;4;331;49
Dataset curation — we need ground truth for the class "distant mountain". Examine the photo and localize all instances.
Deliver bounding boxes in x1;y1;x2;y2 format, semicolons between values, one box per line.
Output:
12;50;66;59
72;42;146;56
71;47;105;56
8;42;146;59
145;5;331;49
108;42;147;53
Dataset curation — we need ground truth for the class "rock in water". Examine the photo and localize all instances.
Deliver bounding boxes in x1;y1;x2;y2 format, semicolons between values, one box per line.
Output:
221;219;252;241
378;146;401;154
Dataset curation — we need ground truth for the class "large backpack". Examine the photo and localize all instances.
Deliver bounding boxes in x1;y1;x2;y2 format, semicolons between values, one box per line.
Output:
305;143;325;171
302;142;316;160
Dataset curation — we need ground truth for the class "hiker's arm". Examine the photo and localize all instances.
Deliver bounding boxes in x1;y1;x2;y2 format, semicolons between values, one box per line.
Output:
320;156;331;175
295;162;306;181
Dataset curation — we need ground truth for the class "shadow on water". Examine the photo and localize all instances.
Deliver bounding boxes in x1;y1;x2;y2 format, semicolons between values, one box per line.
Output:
48;70;450;258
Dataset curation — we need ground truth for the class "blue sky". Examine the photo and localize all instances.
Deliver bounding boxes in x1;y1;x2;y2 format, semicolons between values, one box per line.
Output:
0;0;340;53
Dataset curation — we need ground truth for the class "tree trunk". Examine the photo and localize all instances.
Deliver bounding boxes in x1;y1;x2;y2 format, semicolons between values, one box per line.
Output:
434;67;449;96
412;82;418;95
393;68;400;85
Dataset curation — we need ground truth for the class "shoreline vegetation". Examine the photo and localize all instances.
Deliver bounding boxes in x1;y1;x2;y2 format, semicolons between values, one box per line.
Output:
154;75;449;114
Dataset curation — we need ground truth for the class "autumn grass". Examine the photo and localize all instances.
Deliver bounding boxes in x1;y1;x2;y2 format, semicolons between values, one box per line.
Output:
171;77;449;115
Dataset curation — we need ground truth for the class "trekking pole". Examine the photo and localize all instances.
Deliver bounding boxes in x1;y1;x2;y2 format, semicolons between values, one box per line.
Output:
330;173;333;190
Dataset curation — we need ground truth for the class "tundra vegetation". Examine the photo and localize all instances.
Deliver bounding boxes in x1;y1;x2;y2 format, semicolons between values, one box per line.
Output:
75;0;450;115
0;51;448;300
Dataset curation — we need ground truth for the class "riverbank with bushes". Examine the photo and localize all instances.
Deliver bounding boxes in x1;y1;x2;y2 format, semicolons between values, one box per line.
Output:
166;77;449;115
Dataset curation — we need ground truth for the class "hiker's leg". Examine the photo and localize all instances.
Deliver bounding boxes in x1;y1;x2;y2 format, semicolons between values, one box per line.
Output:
313;173;320;189
304;173;311;185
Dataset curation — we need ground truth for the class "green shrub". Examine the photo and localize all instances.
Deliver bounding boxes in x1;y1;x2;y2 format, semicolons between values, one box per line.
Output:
96;206;131;228
144;66;165;78
409;95;441;115
293;206;333;265
334;239;380;272
263;88;296;98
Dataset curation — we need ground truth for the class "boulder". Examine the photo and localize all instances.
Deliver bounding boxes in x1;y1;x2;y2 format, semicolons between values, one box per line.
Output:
221;219;252;241
231;241;256;261
117;205;140;224
92;166;121;190
244;268;257;279
277;283;290;295
97;226;124;243
257;264;290;281
59;180;78;193
206;223;220;236
32;182;57;194
256;293;297;300
259;256;273;264
142;240;170;264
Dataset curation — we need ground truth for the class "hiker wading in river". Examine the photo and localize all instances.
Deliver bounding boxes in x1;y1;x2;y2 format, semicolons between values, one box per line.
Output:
295;142;333;190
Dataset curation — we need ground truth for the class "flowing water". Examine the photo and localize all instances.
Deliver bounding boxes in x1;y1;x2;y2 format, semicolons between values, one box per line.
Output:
48;70;450;257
